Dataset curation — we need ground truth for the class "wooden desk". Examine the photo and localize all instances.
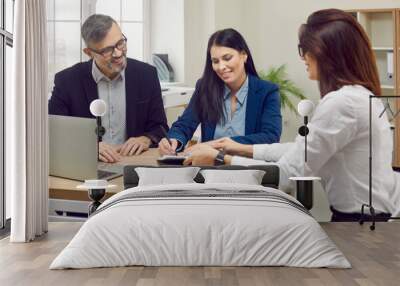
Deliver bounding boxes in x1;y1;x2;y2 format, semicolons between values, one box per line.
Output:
49;148;160;201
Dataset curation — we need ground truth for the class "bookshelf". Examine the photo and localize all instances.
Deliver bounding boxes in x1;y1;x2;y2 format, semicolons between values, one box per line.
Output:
349;9;400;167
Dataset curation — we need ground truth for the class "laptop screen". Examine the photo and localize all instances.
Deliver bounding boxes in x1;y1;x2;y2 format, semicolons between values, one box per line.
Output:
49;115;98;181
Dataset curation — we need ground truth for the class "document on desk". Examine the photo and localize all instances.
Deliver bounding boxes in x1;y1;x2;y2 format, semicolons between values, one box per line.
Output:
157;155;188;165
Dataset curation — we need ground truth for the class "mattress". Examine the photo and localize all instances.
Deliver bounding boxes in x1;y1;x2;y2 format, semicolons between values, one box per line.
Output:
50;183;350;269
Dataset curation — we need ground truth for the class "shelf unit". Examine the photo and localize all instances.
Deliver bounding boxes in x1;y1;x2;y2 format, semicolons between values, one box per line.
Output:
372;47;393;51
348;9;400;167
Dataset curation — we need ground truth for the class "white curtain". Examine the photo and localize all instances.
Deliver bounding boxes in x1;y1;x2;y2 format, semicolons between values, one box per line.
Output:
7;0;48;242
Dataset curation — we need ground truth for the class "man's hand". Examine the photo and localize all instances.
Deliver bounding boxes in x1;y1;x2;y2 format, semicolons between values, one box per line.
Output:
99;142;121;163
118;136;151;156
183;144;219;166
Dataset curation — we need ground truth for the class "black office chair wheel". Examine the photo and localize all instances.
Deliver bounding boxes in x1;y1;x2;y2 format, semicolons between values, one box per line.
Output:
369;207;376;231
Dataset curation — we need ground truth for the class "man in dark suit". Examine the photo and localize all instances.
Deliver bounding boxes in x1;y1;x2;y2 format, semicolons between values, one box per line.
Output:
49;14;168;162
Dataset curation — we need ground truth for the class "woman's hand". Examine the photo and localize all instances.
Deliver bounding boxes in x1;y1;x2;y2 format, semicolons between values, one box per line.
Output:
184;141;215;153
183;144;219;166
208;137;253;157
158;138;178;155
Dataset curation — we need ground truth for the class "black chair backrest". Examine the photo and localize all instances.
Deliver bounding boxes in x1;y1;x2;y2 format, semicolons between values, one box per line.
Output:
123;165;280;190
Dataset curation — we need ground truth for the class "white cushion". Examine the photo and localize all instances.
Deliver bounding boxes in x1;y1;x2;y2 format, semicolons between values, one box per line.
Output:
135;167;200;186
200;169;266;185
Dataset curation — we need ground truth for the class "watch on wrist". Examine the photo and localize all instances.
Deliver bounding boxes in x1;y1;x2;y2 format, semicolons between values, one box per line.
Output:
214;150;225;166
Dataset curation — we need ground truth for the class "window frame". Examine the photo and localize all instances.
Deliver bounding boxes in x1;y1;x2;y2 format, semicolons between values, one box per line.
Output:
0;0;14;231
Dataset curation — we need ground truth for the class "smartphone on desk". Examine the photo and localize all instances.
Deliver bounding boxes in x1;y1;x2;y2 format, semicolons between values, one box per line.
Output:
157;155;188;165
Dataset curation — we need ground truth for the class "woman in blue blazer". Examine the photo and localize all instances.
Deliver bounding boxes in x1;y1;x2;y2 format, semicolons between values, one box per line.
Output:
159;28;282;155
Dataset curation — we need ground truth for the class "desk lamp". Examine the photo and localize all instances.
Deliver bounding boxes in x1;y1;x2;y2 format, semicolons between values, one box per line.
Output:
77;180;116;215
290;100;320;210
82;99;108;214
90;99;107;159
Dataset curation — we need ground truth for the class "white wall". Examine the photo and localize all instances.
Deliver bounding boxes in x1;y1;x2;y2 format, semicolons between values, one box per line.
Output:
150;0;185;82
214;0;245;31
183;0;216;85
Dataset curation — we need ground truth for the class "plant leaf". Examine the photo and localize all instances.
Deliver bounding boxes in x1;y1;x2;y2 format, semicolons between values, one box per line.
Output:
259;64;307;114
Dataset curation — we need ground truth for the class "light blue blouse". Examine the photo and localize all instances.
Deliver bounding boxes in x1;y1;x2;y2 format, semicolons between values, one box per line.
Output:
213;76;249;139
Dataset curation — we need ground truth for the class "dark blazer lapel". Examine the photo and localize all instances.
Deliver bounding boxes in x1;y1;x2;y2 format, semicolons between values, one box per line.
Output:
82;60;98;108
245;75;261;135
124;59;139;137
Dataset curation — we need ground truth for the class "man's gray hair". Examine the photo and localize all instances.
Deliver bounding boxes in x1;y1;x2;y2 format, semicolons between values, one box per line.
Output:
81;14;117;46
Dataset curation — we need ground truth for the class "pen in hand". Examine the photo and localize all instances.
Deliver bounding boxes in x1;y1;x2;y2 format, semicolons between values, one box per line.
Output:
160;125;177;155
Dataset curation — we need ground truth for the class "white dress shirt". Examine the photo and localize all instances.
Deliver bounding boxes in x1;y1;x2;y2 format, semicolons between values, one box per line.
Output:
92;62;127;145
232;85;400;215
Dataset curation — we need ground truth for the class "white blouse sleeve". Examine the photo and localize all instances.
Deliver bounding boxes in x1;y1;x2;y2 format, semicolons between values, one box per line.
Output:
278;93;358;190
231;156;273;166
253;142;295;162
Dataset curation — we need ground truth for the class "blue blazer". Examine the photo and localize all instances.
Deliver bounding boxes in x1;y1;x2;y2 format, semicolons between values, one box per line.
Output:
168;75;282;149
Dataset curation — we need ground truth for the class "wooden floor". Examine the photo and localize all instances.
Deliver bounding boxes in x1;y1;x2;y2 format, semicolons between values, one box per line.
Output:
0;222;399;286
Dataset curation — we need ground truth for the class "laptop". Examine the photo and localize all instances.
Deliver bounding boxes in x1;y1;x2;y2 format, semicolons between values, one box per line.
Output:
49;115;121;181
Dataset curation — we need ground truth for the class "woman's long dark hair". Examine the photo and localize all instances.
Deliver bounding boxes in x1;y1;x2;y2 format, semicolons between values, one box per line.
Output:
194;28;258;124
298;9;381;97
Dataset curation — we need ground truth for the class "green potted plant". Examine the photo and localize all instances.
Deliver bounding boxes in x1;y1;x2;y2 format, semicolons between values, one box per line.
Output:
259;64;306;114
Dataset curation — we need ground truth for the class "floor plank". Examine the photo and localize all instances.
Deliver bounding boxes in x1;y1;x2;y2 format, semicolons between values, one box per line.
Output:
0;222;399;286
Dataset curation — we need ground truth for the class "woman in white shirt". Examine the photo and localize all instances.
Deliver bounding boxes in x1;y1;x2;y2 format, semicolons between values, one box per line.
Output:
183;9;400;221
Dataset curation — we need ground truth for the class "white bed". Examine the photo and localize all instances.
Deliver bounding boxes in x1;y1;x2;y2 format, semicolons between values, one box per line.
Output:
50;183;350;269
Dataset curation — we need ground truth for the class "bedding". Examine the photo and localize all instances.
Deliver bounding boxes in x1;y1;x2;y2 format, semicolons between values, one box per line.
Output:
135;167;200;186
50;183;350;269
123;164;281;189
200;169;266;185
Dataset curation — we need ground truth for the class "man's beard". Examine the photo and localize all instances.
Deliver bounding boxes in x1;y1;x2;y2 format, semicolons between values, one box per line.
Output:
106;52;127;73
